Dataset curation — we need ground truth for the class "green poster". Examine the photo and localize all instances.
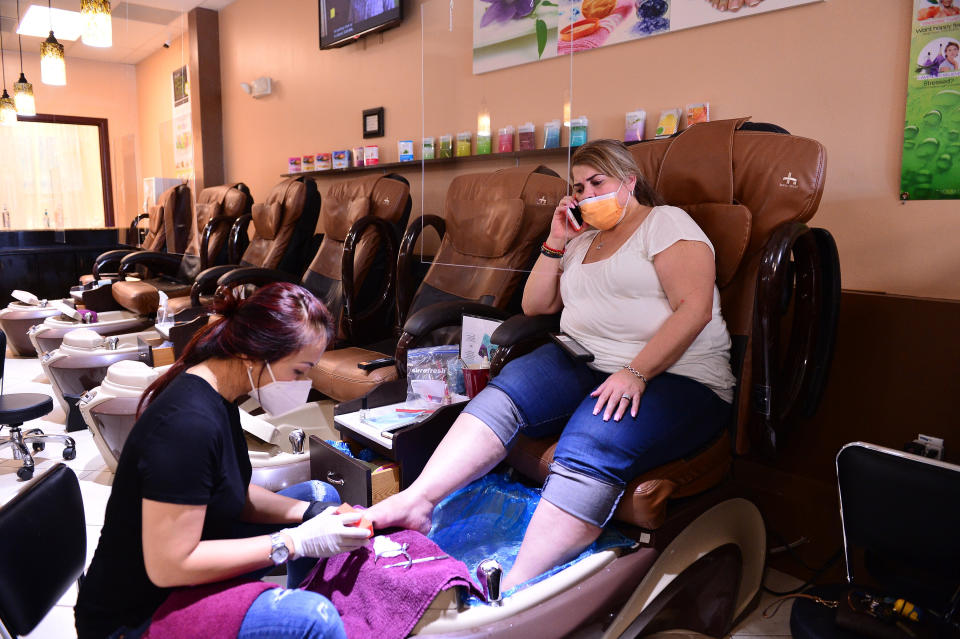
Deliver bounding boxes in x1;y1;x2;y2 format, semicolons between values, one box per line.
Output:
902;1;960;200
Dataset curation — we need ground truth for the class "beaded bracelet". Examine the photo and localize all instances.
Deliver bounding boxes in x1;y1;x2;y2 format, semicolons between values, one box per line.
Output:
622;365;648;385
540;242;564;259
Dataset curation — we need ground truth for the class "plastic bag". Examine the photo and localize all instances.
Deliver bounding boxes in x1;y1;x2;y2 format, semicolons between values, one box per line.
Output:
428;473;634;605
406;345;460;406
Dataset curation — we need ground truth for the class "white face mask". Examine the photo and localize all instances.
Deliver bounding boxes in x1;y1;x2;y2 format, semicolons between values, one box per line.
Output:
246;361;312;417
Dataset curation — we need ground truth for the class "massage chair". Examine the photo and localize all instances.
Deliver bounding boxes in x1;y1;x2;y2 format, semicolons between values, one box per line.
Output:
22;183;251;359
0;184;192;357
345;118;839;638
307;164;569;402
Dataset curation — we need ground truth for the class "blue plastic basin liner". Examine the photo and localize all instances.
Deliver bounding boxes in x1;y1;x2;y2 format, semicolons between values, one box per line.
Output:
427;472;635;606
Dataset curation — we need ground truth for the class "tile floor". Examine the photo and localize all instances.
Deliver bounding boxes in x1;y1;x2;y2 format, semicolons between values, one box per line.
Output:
1;351;800;638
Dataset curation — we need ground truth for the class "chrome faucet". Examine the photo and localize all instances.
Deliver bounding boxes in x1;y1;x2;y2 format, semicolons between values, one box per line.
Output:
288;429;305;454
476;559;503;605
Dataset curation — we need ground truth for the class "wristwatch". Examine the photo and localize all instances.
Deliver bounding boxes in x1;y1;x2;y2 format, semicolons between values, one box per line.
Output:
269;532;290;565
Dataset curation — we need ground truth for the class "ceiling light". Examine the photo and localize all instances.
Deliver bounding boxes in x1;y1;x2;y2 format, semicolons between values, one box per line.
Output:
14;0;36;116
41;31;66;86
81;0;112;48
17;4;83;41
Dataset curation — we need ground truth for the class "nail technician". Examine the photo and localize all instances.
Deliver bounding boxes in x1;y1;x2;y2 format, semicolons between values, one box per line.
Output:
75;283;370;639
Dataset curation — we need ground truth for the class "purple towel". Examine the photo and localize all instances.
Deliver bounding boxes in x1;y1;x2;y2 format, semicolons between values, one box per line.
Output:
303;529;484;639
143;578;277;639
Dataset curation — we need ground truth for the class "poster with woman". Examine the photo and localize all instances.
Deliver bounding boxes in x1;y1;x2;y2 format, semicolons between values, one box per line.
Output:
902;0;960;200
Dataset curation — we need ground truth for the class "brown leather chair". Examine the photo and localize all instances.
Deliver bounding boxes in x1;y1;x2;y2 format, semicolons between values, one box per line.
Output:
214;173;412;347
308;164;569;402
166;176;322;321
109;183;253;316
75;183;194;312
491;118;839;531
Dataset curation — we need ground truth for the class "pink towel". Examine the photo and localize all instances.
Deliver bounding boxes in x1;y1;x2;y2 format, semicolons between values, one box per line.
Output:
302;529;484;639
558;0;633;53
143;579;277;639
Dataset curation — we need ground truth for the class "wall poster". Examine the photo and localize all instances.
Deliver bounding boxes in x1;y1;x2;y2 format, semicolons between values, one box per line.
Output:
902;0;960;200
172;65;194;181
473;0;822;74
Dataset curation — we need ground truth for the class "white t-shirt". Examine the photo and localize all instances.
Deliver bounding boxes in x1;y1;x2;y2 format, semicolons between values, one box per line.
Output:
559;205;736;403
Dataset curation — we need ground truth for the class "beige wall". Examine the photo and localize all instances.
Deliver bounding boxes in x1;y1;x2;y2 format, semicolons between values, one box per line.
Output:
16;51;139;228
135;34;191;213
180;0;956;298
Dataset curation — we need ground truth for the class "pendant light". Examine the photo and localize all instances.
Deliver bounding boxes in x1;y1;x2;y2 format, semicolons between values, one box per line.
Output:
1;19;19;126
81;0;112;48
40;0;66;86
13;0;36;116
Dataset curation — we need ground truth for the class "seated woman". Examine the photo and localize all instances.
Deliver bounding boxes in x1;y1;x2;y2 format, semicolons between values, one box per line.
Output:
75;283;372;639
368;139;736;591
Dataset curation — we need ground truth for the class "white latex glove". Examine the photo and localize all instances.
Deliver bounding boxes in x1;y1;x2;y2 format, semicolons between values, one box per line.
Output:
282;511;371;559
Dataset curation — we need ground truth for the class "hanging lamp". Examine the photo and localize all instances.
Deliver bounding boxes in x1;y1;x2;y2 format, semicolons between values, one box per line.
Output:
13;0;36;116
81;0;112;48
40;0;66;86
1;19;18;126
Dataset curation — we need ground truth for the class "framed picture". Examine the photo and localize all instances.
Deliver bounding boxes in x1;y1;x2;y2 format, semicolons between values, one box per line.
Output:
363;107;384;139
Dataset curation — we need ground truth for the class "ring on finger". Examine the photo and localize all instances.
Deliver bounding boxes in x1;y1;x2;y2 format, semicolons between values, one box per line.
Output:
620;394;631;402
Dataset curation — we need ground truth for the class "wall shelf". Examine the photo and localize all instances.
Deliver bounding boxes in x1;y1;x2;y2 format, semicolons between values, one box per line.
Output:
282;146;576;179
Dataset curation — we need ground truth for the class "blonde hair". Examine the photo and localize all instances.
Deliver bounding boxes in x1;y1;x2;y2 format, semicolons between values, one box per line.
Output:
570;139;665;207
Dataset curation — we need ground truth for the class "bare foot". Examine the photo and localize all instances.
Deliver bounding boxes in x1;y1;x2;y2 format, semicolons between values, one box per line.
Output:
366;489;435;534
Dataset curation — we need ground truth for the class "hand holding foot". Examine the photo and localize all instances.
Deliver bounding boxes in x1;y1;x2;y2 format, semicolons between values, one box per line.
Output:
365;489;436;535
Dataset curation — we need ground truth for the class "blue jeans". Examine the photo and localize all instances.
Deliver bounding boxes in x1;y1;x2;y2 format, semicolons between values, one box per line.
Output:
107;480;343;639
463;343;731;527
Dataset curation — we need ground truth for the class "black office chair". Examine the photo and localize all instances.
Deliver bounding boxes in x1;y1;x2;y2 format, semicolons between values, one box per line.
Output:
0;463;86;638
0;330;74;481
791;442;960;639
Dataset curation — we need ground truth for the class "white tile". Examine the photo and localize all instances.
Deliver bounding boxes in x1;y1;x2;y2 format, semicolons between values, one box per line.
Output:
22;604;77;639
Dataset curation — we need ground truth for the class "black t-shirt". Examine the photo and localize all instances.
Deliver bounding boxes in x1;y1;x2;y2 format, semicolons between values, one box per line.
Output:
74;373;252;639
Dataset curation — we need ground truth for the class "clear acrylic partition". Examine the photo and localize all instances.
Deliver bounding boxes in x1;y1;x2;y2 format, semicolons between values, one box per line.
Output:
417;0;577;272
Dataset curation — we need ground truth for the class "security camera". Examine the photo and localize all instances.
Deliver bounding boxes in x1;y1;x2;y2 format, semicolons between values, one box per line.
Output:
162;39;171;48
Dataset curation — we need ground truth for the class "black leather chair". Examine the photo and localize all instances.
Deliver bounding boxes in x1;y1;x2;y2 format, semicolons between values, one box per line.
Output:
790;442;960;639
0;463;86;637
0;330;74;481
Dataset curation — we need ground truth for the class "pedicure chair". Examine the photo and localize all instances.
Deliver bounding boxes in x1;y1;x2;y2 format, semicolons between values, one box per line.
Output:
0;184;191;356
349;118;839;637
307;164;568;402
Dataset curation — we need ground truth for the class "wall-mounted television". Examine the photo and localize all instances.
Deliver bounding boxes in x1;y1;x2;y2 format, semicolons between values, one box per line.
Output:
319;0;402;49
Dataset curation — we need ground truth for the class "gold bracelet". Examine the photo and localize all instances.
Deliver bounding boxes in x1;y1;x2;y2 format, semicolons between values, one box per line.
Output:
622;365;648;385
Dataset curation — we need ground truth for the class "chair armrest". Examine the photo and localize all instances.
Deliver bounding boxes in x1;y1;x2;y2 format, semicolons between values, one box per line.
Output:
216;266;300;289
394;301;513;377
752;221;819;454
118;250;183;277
199;216;237;271
488;313;561;376
189;265;239;306
228;214;253;264
92;249;136;279
396;215;445;328
342;215;398;343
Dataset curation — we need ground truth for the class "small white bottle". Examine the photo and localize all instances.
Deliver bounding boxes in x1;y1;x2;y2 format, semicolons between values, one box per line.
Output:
43;208;51;228
1;205;10;230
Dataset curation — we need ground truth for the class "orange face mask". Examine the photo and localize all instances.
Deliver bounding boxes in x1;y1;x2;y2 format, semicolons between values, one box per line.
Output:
578;182;626;231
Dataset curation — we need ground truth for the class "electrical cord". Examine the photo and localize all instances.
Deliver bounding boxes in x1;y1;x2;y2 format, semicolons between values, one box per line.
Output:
762;529;844;596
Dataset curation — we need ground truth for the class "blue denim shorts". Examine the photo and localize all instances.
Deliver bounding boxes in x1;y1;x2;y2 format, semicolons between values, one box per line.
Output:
463;343;731;527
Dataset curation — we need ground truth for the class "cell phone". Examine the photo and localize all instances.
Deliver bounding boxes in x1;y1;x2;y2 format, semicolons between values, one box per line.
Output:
567;204;583;230
550;332;594;362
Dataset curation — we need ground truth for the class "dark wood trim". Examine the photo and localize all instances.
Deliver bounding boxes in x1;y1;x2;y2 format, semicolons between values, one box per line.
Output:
188;7;225;191
15;112;115;226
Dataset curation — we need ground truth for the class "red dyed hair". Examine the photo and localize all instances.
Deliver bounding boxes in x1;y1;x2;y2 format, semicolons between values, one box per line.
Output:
138;282;334;415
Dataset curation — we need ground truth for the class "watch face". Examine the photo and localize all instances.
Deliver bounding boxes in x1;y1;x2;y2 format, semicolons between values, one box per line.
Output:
270;537;289;564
